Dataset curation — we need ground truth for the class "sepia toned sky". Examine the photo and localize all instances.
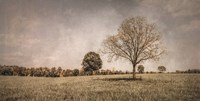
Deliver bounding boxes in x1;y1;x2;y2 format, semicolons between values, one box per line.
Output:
0;0;200;72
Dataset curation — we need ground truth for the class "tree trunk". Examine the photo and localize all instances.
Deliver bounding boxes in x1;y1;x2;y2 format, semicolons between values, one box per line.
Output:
132;64;136;79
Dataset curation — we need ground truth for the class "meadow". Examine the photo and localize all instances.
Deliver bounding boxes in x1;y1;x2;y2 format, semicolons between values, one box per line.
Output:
0;74;199;101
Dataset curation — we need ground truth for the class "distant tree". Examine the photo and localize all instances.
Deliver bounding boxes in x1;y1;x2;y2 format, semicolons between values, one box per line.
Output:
12;66;21;76
18;67;26;76
106;69;112;75
57;67;62;74
100;69;106;75
25;68;31;76
72;69;79;76
82;52;102;75
34;68;42;77
49;67;57;77
1;67;13;76
63;69;73;77
94;70;101;75
102;16;165;79
158;66;166;73
30;67;35;76
39;67;45;76
137;65;144;74
56;67;62;77
114;70;119;74
44;67;50;77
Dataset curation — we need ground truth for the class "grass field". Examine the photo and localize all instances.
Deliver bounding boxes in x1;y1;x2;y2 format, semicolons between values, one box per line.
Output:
0;74;200;101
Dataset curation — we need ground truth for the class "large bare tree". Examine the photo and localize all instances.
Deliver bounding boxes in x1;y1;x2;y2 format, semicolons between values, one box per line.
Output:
102;16;164;79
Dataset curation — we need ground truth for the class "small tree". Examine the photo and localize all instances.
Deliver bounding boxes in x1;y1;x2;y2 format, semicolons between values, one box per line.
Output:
158;66;166;73
137;65;144;74
82;52;102;75
72;69;79;76
102;16;164;79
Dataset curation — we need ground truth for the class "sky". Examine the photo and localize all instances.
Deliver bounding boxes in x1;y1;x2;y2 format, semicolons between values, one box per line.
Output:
0;0;200;72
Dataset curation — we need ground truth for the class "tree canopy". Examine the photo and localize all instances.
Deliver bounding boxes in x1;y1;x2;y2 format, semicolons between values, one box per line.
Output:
82;52;102;72
137;65;144;74
158;66;166;73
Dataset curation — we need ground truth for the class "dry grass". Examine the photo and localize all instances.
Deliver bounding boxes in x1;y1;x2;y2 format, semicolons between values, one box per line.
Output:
0;74;200;101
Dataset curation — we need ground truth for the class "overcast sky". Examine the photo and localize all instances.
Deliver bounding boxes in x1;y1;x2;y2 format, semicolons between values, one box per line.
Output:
0;0;199;72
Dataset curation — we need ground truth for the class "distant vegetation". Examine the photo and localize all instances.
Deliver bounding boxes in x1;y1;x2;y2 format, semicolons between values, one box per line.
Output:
0;65;199;77
0;65;131;77
176;69;200;73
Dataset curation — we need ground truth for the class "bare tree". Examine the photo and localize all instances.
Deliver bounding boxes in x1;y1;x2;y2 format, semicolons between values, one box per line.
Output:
102;16;164;79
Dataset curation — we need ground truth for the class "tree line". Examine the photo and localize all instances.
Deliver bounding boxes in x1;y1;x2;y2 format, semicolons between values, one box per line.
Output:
176;69;200;74
0;65;133;77
0;64;172;77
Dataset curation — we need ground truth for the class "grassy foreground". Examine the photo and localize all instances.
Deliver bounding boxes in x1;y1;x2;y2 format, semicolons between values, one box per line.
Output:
0;74;199;101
